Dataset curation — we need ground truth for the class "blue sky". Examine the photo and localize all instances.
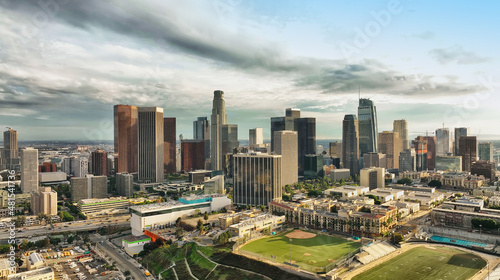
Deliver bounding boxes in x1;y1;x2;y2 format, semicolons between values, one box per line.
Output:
0;0;499;141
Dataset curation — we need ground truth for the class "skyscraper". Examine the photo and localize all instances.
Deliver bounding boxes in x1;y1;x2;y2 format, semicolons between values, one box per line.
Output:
478;142;494;162
138;107;164;183
233;153;282;206
378;131;402;170
70;175;107;202
436;128;451;156
342;115;360;175
399;149;416;172
271;108;316;174
91;149;107;176
181;139;205;171
412;137;428;171
422;136;437;170
163;117;176;174
393;120;409;150
21;148;38;193
222;124;239;155
193;117;210;163
458;136;477;172
116;173;134;197
249;128;263;147
211;90;227;171
363;152;387;168
31;187;57;215
358;99;378;155
454;127;469;156
273;130;298;186
113;105;138;173
3;128;19;170
329;141;342;159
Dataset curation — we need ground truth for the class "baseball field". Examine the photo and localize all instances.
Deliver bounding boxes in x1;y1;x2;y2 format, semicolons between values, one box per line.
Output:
240;230;361;272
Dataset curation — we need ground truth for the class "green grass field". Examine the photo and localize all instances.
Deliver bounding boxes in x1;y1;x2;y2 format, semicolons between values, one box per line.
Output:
353;246;486;280
240;231;361;272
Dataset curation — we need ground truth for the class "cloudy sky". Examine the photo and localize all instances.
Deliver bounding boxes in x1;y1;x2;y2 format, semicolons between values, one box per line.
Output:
0;0;499;141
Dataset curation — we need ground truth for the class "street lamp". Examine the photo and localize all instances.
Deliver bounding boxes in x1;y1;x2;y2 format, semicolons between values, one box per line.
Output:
480;224;482;236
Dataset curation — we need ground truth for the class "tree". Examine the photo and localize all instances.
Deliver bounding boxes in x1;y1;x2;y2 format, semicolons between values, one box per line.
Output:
175;228;183;239
428;180;442;188
14;216;26;227
204;213;209;221
339;179;345;186
124;271;131;276
397;177;412;185
67;236;75;244
59;211;74;222
391;233;404;244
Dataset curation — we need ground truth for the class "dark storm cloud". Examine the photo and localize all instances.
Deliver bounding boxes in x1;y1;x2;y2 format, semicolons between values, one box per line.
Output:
0;0;484;99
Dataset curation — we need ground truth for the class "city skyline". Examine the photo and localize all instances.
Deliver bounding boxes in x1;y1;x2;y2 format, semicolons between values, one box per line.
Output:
0;1;499;141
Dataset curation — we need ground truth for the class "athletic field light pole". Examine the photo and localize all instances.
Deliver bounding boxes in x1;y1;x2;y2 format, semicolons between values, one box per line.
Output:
289;238;292;265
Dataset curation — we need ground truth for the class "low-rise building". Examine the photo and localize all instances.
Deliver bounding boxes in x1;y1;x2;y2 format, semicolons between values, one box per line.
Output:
7;267;53;280
330;169;351;181
432;206;500;229
324;186;369;199
430;172;485;189
26;253;44;271
0;258;15;279
77;197;129;217
130;194;231;235
228;214;285;238
121;235;152;256
269;200;397;236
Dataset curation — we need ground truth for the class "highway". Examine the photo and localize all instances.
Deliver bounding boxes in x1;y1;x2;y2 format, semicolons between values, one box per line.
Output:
97;240;148;280
0;215;131;241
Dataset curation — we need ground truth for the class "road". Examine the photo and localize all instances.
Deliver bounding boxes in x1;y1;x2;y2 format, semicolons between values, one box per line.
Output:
97;240;148;280
0;216;130;241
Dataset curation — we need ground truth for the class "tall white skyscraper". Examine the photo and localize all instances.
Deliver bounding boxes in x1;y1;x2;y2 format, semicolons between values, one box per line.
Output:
393;120;409;150
21;148;38;193
249;128;263;147
138;107;164;183
210;90;227;170
273;130;298;186
436;128;452;156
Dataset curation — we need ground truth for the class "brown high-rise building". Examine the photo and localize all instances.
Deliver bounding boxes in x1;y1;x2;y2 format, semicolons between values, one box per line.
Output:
378;131;402;170
113;105;138;173
40;162;57;172
412;136;428;171
91;149;107;176
181;140;205;171
423;136;437;170
459;136;477;172
471;160;496;180
164;118;176;174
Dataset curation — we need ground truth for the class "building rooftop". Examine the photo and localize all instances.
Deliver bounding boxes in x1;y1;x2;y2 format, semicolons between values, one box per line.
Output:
8;267;53;280
0;258;10;270
79;197;128;205
28;253;43;265
229;214;282;229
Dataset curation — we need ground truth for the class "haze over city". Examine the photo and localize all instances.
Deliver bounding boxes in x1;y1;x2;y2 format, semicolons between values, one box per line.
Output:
0;0;499;141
